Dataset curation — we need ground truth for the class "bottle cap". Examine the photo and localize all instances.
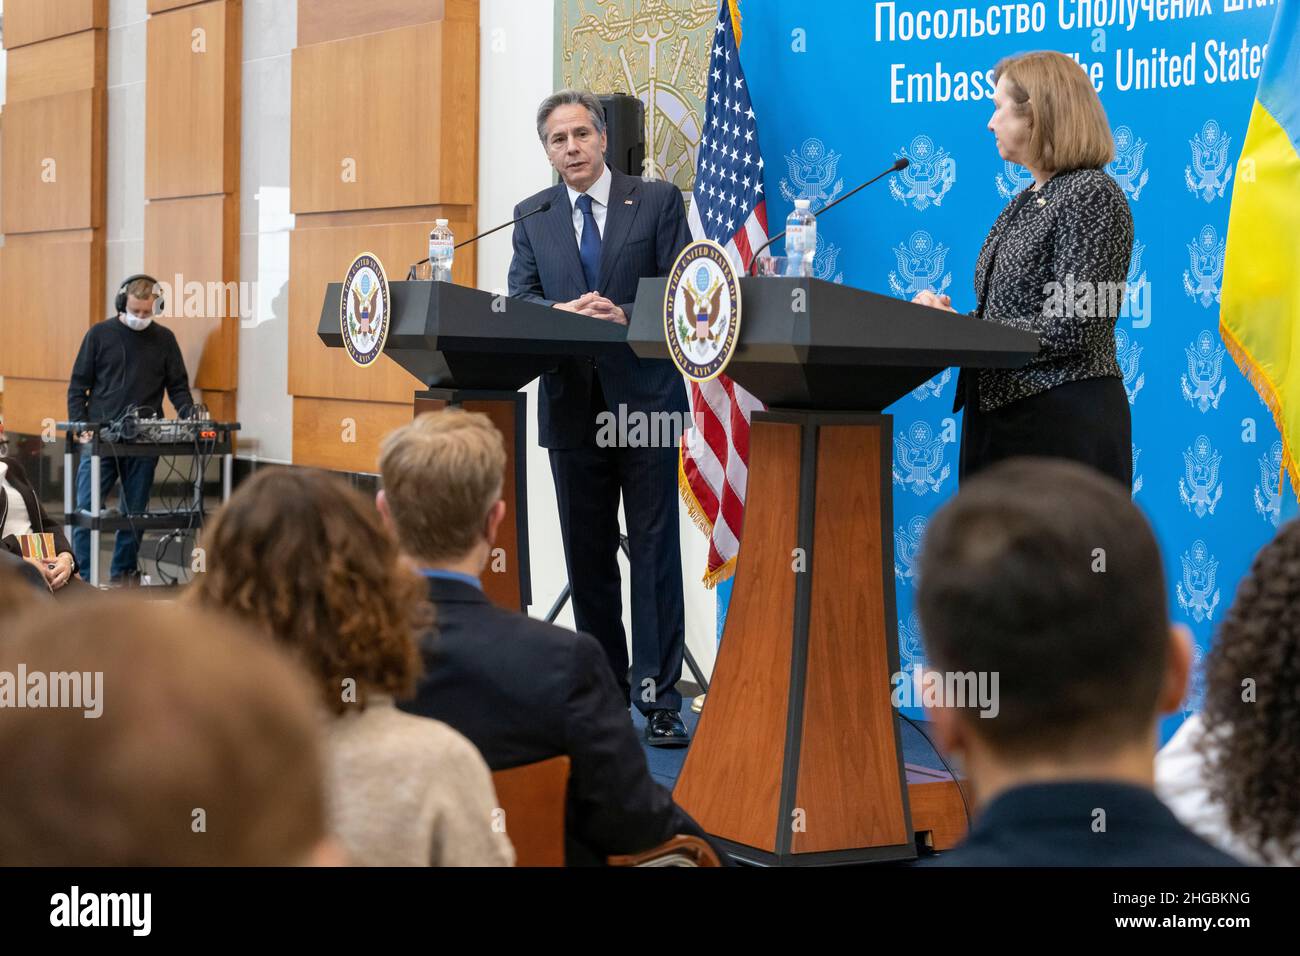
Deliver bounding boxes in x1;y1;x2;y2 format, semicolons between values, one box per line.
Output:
794;199;811;210
435;218;449;226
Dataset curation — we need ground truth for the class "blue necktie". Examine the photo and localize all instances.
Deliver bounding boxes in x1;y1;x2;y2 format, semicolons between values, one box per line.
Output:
575;193;602;292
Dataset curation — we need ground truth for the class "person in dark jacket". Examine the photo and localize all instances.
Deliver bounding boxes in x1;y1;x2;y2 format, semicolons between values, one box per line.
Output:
912;51;1134;488
67;274;195;584
1;427;80;595
507;90;692;744
916;458;1242;867
376;409;721;866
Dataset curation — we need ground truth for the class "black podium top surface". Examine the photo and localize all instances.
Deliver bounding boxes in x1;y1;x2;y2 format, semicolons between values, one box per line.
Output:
318;277;1039;410
629;276;1040;410
318;280;628;391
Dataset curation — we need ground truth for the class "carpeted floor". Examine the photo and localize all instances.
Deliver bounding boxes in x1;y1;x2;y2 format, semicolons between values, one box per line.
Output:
633;699;951;791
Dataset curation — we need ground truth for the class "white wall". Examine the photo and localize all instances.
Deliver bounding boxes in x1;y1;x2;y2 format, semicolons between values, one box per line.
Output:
478;0;716;681
236;0;295;463
0;1;7;109
106;0;148;313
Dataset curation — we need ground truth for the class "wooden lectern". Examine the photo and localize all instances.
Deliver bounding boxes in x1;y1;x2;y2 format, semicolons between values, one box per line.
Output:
318;280;625;611
630;276;1038;865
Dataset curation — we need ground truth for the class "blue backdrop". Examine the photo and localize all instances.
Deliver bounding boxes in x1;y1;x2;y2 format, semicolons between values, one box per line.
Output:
725;0;1283;738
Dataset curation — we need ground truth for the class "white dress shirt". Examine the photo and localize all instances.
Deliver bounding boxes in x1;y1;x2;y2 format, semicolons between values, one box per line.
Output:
1155;713;1294;866
566;163;612;249
0;462;35;539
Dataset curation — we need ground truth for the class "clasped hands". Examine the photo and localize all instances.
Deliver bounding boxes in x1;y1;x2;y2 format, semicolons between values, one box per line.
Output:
912;290;957;313
555;293;628;326
28;551;75;591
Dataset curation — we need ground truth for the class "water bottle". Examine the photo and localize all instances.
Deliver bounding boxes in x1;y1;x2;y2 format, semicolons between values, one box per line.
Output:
429;219;455;282
784;199;816;277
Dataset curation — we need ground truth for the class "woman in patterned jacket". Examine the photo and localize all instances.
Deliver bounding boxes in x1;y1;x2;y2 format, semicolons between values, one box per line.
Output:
913;51;1134;487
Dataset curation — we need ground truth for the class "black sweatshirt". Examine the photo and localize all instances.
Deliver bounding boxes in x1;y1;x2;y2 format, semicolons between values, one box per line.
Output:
67;317;196;423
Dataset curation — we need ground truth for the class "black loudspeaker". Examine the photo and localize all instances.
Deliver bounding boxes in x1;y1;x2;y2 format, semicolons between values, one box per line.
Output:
598;93;645;177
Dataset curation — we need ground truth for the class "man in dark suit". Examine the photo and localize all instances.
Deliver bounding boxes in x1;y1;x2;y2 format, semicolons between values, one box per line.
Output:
376;411;719;865
508;89;691;744
915;458;1242;867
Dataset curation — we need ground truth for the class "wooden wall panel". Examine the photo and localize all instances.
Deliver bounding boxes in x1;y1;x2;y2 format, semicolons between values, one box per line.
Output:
291;18;477;215
141;0;242;426
196;389;238;423
2;0;107;50
297;0;475;47
0;7;108;438
145;0;241;200
143;195;239;391
6;30;104;102
149;0;215;12
1;89;104;234
0;378;75;436
292;396;415;473
288;214;475;403
0;235;101;380
290;2;479;470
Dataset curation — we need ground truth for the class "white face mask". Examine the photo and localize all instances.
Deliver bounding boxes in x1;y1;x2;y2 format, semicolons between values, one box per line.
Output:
120;313;153;332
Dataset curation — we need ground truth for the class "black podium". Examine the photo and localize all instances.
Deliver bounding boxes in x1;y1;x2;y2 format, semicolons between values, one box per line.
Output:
629;276;1039;865
318;280;626;611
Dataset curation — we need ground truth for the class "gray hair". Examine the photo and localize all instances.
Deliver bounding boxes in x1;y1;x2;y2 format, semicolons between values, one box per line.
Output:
536;89;606;144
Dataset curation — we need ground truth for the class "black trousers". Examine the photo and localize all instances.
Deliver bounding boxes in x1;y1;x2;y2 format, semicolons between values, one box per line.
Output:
548;379;686;714
959;374;1133;489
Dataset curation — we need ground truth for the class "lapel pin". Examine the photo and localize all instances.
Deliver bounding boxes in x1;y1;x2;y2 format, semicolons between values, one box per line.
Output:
624;199;634;205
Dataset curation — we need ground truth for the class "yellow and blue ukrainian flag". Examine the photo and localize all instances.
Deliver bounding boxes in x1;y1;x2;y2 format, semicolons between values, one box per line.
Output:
1220;0;1300;518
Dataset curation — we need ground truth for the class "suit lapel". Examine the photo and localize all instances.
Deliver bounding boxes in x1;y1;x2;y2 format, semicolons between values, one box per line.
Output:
544;183;588;294
597;171;641;292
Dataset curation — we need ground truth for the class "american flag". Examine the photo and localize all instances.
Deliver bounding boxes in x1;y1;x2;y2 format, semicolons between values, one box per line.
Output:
679;0;767;587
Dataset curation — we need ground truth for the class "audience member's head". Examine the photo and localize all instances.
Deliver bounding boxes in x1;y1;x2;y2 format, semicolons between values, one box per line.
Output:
0;597;334;865
189;467;429;714
377;410;508;572
1199;517;1300;865
916;458;1190;795
0;551;52;620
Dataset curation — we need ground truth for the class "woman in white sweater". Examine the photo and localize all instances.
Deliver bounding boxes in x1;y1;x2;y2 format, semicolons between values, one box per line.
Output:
190;467;513;867
1155;518;1300;866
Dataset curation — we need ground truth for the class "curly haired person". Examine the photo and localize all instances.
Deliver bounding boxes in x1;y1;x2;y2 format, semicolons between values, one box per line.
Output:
1157;519;1300;866
190;468;514;866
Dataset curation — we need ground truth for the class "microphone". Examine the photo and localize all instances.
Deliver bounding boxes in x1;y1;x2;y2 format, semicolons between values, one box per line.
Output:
406;201;554;279
748;157;910;276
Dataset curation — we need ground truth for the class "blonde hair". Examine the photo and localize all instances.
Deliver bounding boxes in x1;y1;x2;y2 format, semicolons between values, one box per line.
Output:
124;277;159;301
378;410;507;565
994;51;1114;173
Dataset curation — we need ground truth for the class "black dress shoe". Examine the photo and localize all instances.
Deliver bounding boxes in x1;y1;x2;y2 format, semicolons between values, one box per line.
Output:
645;709;690;747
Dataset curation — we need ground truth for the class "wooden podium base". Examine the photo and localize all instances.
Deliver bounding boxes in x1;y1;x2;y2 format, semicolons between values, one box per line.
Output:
413;389;531;612
673;410;919;865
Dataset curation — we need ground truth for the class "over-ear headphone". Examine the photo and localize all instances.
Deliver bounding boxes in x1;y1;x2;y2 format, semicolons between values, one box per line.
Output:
115;274;165;316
